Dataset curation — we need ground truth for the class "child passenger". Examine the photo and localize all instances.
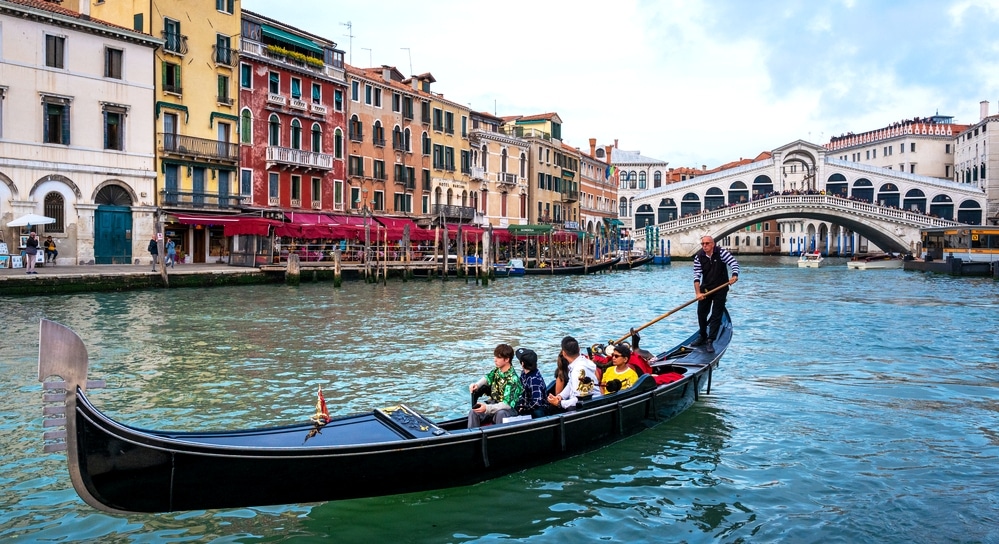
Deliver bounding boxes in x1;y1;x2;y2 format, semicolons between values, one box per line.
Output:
514;348;547;418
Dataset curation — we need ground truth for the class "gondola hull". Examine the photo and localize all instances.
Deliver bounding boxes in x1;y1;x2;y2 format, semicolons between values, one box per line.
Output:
39;312;730;514
522;256;620;275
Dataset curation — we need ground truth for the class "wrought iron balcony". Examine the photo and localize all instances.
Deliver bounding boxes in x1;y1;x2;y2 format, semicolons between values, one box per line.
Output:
373;137;386;147
266;146;333;170
158;133;238;163
561;189;580;203
213;45;237;67
161;190;242;210
349;130;363;142
432;204;475;221
162;31;188;55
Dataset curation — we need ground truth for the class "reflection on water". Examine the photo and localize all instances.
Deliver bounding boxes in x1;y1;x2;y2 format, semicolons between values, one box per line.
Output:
2;259;999;542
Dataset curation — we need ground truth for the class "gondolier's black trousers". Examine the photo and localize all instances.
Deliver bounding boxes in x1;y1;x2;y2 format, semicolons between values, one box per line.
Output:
696;286;728;341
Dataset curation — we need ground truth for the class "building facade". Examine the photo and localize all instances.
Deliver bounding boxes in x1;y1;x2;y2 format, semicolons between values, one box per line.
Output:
428;88;473;225
504;113;578;226
954;100;999;223
469;111;529;228
238;10;346;214
578;139;616;235
0;0;159;265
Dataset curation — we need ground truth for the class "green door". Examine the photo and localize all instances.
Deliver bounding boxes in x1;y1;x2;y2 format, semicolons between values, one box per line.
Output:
94;205;132;264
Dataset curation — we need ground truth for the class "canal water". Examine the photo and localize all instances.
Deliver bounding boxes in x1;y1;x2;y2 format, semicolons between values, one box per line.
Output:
1;258;997;543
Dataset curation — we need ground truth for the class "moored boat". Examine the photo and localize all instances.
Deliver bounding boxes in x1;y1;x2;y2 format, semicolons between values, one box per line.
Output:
37;311;730;514
493;258;525;276
613;253;655;270
847;253;903;269
523;256;620;275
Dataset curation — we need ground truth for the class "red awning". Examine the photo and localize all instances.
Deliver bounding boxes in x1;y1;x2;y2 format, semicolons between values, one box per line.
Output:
170;214;280;237
375;216;435;241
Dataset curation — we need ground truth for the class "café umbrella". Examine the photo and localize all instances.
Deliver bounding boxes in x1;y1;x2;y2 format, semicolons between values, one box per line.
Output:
7;213;56;227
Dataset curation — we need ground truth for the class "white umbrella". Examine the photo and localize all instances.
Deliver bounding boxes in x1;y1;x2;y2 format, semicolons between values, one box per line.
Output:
7;214;56;227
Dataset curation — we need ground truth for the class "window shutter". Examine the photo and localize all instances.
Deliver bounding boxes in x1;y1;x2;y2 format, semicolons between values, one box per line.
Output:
62;105;71;145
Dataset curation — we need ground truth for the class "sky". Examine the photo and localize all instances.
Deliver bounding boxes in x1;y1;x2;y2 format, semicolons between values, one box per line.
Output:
241;0;999;169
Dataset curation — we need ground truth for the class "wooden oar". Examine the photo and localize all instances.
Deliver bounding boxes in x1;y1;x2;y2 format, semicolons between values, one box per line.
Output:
611;283;731;344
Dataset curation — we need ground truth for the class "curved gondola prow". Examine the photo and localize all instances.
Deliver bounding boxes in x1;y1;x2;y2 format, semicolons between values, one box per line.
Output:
37;319;121;515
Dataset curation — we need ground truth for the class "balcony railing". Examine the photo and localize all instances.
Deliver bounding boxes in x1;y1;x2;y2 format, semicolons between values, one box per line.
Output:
498;172;518;186
432;204;475;221
374;171;387;181
311;103;327;115
266;146;334;170
268;196;279;206
158;133;238;162
267;93;286;106
217;95;233;106
373;137;386;147
164;83;182;95
162;31;188;55
239;38;346;81
161;190;242;210
403;110;414;121
561;190;580;203
289;98;308;111
392;140;407;151
213;45;237;67
349;130;363;142
311;201;322;210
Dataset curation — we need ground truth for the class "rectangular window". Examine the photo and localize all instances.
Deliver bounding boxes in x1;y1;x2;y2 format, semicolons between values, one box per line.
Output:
364;84;372;105
433;108;443;131
900;143;904;153
444;111;454;134
911;143;916;152
217;74;231;105
43;98;70;145
269;172;279;198
392;93;401;112
291;78;301;99
103;108;125;150
373;190;384;211
216;0;234;14
374;88;382;108
444;147;455;171
433;144;443;168
374;160;386;180
269;72;279;94
46;35;65;68
163;61;181;94
461;115;467;137
311;177;321;202
240;63;252;88
350;186;360;210
872;149;876;158
105;48;122;79
291;175;301;201
240;168;252;196
311;83;321;104
215;34;232;65
334;89;343;111
945;144;951;153
334;179;343;210
351;81;359;101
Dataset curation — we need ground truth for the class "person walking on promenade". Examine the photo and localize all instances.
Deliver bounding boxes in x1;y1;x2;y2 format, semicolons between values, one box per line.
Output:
24;231;39;274
148;236;159;271
691;235;739;354
165;238;176;268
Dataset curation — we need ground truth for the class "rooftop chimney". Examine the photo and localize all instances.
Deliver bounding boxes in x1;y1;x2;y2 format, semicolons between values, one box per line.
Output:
981;100;990;121
614;139;619;149
604;145;613;163
588;138;596;156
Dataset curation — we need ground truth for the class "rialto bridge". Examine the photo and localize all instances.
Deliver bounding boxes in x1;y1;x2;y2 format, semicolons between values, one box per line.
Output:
631;140;985;257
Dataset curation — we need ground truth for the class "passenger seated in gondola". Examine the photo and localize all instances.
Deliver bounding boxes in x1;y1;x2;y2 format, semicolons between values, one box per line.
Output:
468;343;523;428
601;343;639;394
514;348;547;419
547;336;600;411
553;352;570;396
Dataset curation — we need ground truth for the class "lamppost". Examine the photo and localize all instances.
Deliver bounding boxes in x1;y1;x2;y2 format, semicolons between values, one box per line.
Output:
358;189;371;277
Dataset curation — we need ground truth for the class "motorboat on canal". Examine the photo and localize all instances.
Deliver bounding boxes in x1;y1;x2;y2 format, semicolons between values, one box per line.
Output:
492;258;525;276
797;251;825;268
37;311;730;514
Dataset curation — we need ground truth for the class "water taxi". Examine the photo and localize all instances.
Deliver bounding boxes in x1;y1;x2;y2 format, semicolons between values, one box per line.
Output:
797;252;825;268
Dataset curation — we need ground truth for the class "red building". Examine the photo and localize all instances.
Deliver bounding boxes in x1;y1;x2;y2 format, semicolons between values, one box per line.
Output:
238;11;347;213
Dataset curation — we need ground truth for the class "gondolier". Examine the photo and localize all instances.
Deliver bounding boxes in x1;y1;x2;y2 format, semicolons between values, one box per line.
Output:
691;235;739;354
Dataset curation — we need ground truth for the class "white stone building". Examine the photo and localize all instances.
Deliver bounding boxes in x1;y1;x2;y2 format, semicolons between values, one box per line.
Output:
0;0;159;265
954;100;999;224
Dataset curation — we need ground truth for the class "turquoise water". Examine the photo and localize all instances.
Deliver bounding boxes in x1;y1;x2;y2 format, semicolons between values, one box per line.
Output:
2;258;998;543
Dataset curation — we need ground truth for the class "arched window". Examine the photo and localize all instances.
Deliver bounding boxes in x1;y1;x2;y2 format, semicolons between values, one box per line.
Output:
392;126;403;150
268;114;280;146
404;127;411;151
638;171;647;189
520;153;526;177
422;132;431;155
480;144;488;169
333;128;343;159
501;149;508;173
311;122;322;152
43;192;65;233
372;120;384;146
653;170;662;188
349;115;363;140
618;196;628;217
290;119;302;150
240;108;252;144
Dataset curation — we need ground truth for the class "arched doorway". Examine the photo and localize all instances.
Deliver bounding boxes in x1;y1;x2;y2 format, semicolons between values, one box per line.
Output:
957;200;982;224
94;184;133;264
635;204;654;230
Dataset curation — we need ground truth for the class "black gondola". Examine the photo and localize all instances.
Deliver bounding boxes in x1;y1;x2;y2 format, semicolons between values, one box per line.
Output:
522;256;620;275
37;312;730;514
613;254;655;270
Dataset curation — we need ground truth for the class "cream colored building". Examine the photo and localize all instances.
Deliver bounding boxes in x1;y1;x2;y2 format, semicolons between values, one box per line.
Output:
428;91;473;224
0;0;159;265
503;113;579;226
954;100;999;223
469;111;529;228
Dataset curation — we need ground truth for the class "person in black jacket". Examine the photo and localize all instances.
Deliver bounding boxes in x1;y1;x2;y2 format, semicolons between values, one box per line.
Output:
148;236;159;271
691;236;739;353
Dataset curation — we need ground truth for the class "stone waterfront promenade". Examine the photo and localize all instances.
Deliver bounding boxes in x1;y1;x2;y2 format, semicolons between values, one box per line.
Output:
0;263;274;296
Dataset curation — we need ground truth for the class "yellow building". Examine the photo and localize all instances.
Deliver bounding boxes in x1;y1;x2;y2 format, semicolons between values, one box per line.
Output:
503;113;579;226
427;90;473;225
78;0;241;262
